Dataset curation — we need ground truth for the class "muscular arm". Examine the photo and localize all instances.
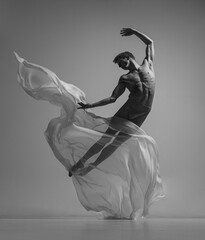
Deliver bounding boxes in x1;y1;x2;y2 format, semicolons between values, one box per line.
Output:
78;80;126;109
121;28;154;62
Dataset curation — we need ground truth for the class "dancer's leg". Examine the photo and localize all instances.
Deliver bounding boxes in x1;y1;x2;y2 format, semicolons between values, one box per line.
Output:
70;127;118;173
78;131;131;175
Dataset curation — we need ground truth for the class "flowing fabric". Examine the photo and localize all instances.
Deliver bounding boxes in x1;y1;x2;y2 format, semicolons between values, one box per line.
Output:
15;53;165;219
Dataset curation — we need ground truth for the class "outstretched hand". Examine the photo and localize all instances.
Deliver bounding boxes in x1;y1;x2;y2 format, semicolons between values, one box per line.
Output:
78;102;92;109
120;28;136;36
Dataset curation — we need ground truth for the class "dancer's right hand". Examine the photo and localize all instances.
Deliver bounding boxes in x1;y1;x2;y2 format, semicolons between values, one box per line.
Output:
78;102;92;109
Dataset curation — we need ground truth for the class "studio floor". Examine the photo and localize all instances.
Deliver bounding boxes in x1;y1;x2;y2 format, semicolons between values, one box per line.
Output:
0;217;205;240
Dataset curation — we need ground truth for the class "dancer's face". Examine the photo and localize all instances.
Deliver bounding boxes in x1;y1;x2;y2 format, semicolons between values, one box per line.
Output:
118;58;130;70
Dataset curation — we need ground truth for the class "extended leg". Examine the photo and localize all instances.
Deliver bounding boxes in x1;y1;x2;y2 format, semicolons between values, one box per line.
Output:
70;127;118;175
78;131;131;176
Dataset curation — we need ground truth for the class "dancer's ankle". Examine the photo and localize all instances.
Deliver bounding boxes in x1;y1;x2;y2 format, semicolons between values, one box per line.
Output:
75;160;84;169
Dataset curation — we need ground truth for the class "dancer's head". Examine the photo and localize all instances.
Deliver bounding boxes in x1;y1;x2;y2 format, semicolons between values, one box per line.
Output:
113;51;135;70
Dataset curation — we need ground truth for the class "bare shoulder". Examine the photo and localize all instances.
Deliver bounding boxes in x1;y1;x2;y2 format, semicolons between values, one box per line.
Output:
119;74;129;82
140;59;154;72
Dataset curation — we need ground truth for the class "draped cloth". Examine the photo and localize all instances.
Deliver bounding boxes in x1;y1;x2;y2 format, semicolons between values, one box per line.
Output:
15;53;165;219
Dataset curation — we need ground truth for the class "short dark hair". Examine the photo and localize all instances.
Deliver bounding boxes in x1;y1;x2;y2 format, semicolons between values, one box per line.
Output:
113;51;135;63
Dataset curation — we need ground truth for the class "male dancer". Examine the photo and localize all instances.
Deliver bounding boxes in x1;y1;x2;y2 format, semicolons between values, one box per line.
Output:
70;27;155;176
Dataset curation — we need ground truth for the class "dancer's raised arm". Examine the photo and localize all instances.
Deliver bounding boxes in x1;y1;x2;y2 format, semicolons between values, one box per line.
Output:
120;28;154;62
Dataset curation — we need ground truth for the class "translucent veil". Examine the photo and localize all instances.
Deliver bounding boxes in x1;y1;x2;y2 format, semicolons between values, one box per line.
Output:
15;53;164;219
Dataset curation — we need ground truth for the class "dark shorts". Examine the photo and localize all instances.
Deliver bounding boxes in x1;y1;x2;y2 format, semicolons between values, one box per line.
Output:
114;99;151;127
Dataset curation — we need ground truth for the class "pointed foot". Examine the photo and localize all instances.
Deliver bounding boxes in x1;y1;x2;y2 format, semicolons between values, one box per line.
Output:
71;160;84;173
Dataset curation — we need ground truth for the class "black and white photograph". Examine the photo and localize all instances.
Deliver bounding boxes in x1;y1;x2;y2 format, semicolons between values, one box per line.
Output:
0;0;204;239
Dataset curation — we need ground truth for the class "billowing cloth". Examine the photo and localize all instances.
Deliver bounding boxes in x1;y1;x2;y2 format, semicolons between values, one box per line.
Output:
15;53;165;219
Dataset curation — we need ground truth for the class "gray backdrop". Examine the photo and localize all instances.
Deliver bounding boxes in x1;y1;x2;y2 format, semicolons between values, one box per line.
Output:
0;0;204;218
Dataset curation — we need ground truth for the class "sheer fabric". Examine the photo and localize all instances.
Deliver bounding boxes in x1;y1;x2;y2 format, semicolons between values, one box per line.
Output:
15;53;164;219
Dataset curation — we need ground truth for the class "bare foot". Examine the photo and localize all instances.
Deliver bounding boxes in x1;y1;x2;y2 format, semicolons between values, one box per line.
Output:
69;163;95;177
71;160;84;173
78;164;96;176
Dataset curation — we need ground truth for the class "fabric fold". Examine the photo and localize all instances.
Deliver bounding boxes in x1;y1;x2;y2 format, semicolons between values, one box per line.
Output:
15;53;164;219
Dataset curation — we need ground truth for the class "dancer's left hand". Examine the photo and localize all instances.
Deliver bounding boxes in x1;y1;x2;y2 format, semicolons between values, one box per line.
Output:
120;28;135;36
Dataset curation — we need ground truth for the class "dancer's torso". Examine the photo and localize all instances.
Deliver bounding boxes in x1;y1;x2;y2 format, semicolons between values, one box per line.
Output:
120;59;155;109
